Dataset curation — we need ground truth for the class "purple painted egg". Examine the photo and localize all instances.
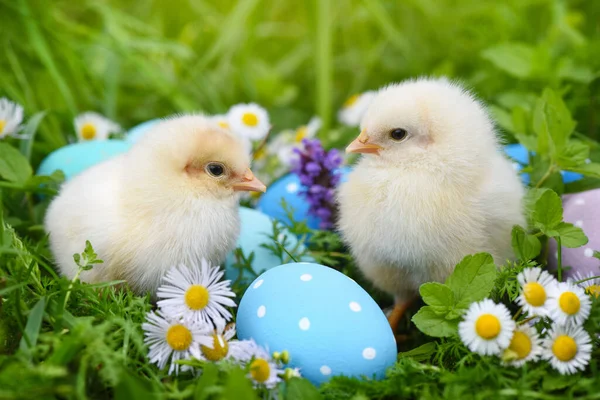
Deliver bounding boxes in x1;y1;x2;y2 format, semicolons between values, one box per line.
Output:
548;189;600;279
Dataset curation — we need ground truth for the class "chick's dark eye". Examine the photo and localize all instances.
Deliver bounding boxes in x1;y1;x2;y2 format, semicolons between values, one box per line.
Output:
390;128;408;141
206;163;225;177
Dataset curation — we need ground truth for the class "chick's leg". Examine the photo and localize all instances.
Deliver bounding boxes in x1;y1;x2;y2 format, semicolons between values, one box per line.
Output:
387;297;416;339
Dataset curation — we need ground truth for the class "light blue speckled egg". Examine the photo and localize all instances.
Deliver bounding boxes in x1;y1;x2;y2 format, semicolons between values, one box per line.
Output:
37;140;132;180
236;262;397;386
126;119;162;143
224;207;312;285
256;167;351;230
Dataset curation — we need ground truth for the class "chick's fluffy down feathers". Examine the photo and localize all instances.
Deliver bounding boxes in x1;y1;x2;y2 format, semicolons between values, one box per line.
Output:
45;115;250;295
338;78;525;302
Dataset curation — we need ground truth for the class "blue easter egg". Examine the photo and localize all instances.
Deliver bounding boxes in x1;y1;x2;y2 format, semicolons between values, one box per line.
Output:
257;167;351;230
504;143;529;165
37;140;132;180
237;262;396;386
225;207;312;285
126;119;161;143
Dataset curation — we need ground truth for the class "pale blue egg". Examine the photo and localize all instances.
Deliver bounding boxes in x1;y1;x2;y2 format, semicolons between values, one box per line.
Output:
224;207;312;286
126;119;161;143
237;262;396;386
256;167;351;230
37;140;132;180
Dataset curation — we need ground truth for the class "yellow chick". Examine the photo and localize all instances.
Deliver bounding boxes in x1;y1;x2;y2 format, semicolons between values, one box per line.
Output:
337;78;525;333
44;115;266;295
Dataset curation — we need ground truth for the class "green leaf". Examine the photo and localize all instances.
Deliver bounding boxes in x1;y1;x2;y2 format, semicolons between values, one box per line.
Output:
412;306;459;337
481;43;534;78
397;342;437;362
419;282;454;312
445;253;496;309
19;297;46;356
557;141;590;169
564;162;600;179
555;222;588;248
533;88;576;156
19;111;46;162
0;143;33;183
532;188;563;232
222;367;258;400
114;368;159;400
194;362;219;400
511;225;541;260
285;378;322;400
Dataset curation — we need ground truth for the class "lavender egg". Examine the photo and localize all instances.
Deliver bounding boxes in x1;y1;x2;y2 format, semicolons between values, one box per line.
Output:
548;189;600;280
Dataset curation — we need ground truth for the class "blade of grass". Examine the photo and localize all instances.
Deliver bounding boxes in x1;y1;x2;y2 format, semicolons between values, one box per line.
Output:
315;0;333;135
19;296;46;356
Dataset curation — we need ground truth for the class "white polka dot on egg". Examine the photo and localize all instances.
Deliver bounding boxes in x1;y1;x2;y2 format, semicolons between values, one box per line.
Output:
584;248;594;258
286;182;299;193
575;220;583;228
299;317;311;330
320;365;332;376
300;274;312;281
253;279;264;289
362;347;376;360
349;301;362;312
574;198;586;205
257;305;266;318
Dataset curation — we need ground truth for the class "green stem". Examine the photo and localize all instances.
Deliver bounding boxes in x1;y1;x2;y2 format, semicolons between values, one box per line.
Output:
575;275;600;284
63;266;84;311
518;315;538;325
535;165;555;188
512;306;523;321
557;236;563;282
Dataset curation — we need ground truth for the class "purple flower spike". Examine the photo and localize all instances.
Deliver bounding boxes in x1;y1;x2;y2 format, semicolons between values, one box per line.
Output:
292;138;343;230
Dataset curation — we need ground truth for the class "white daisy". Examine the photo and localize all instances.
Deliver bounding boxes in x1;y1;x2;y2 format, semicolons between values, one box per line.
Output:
337;91;376;127
516;267;557;316
142;310;213;375
245;340;283;389
269;117;321;166
542;324;592;375
569;272;600;298
198;320;255;363
210;114;231;130
458;298;516;356
547;282;591;326
502;324;543;367
156;260;237;328
227;103;270;141
74;112;121;141
0;98;24;139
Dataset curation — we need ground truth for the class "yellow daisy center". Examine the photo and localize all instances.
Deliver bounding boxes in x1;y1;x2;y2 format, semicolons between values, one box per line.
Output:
250;358;271;383
586;285;600;298
508;331;532;360
523;282;546;307
201;334;229;361
218;120;229;129
81;122;97;140
185;285;209;310
475;314;501;340
558;292;580;315
242;112;259;127
166;324;193;351
0;120;6;133
552;335;577;362
343;94;360;108
294;126;308;143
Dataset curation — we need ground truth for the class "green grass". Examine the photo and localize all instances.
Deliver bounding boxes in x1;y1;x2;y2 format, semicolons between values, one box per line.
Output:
1;0;600;399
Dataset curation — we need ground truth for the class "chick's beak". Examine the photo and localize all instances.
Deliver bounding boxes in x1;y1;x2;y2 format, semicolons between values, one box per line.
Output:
232;169;267;193
346;130;382;155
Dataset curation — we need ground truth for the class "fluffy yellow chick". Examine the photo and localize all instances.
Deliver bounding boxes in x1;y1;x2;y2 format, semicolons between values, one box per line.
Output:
337;78;525;332
44;115;266;295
